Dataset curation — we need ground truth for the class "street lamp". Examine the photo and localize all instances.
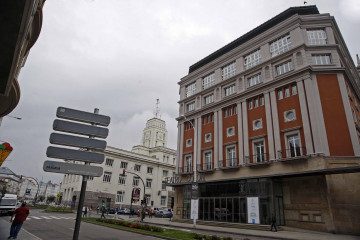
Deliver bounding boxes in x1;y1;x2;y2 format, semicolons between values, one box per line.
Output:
182;115;197;228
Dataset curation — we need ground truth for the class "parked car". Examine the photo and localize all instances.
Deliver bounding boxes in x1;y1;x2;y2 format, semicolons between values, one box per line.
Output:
118;208;130;214
108;208;116;214
155;209;172;218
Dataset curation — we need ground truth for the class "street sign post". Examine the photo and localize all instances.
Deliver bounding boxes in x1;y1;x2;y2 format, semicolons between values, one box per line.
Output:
43;160;103;177
46;146;105;163
44;107;110;240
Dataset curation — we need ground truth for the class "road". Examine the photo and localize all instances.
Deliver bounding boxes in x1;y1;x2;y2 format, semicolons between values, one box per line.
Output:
1;209;161;240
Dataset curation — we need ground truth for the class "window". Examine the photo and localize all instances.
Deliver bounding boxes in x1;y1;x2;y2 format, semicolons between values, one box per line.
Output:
312;54;331;65
186;82;196;97
146;179;152;188
254;141;265;162
116;191;125;203
147;167;153;174
161;196;166;206
227;147;236;167
276;61;293;75
253;119;262;130
134;164;141;172
163;170;168;177
204;152;212;170
103;172;112;183
260;96;264;106
224;85;235;96
285;87;290;97
186;139;192;147
287;134;301;157
118;174;126;184
244;49;261;70
145;195;151;205
204;94;214;105
202;73;215;89
120;162;128;169
186;102;195;112
278;90;283;100
254;98;259;108
248;73;262;87
284;110;296;122
133;177;139;186
105;158;114;166
205;133;212;143
162;181;167;190
185;155;192;173
224;109;228;117
270;34;292;57
307;29;327;45
291;85;297;95
222;62;236;80
249;101;253;109
227;127;235;137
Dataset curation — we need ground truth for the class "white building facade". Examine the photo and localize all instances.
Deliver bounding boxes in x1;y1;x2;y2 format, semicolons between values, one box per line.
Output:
60;117;176;210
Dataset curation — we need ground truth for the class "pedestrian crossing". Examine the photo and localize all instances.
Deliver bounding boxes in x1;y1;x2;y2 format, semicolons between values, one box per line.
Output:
26;216;74;220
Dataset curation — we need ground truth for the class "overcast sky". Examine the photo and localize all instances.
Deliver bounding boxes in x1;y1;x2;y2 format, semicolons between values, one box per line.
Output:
1;0;359;183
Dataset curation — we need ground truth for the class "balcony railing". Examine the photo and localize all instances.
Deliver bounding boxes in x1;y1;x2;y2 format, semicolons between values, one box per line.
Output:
245;153;269;165
218;158;240;169
197;163;214;172
178;166;193;174
277;147;307;160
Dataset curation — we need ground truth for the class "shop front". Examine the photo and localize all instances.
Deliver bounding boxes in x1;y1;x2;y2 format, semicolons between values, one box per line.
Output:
181;178;284;225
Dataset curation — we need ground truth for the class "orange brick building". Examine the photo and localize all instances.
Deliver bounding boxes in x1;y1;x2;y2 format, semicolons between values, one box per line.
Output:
171;6;360;234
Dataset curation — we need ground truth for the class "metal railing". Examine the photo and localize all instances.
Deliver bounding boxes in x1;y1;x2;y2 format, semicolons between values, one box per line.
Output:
218;158;239;168
179;166;193;174
197;162;213;171
245;153;269;165
277;147;306;159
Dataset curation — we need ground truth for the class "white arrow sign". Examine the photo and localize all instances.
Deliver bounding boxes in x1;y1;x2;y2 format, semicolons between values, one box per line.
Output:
43;160;103;177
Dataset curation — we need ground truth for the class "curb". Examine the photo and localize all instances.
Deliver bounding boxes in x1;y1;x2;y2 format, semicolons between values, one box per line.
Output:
82;220;177;240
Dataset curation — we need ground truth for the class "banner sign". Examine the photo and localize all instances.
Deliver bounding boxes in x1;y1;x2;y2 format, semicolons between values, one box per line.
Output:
247;197;260;224
191;199;199;220
132;188;141;202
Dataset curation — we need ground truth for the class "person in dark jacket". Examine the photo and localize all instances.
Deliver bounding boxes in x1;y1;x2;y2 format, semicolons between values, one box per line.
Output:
270;213;277;232
8;202;30;239
101;205;106;219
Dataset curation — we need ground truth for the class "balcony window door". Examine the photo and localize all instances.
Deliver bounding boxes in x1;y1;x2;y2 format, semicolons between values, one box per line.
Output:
204;152;212;170
185;155;192;173
254;141;265;163
227;147;236;166
287;134;301;157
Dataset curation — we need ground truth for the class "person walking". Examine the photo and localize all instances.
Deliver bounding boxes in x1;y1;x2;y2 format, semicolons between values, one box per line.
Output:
83;206;88;217
101;205;106;219
8;202;30;239
169;211;173;221
113;207;118;219
270;213;277;232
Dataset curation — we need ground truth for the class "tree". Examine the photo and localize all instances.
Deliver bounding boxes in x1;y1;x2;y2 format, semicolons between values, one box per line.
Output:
47;195;55;202
39;195;45;202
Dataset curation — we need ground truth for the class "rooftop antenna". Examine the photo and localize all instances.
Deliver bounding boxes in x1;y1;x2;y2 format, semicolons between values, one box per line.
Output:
155;99;161;119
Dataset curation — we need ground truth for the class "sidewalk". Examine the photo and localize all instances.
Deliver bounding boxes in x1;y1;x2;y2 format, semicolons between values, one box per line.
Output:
118;215;359;240
0;218;41;240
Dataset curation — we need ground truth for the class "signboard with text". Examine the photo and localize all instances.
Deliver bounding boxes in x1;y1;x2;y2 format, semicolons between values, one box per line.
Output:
247;197;260;224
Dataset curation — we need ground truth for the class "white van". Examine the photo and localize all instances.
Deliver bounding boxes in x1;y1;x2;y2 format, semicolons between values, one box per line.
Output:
0;194;18;215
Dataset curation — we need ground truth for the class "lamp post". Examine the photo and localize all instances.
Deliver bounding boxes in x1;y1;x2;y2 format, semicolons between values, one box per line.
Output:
182;115;197;228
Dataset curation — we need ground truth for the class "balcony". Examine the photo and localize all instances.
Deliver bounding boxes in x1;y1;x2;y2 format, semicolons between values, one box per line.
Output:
245;153;270;167
218;158;241;170
178;166;193;175
197;163;215;173
277;147;308;162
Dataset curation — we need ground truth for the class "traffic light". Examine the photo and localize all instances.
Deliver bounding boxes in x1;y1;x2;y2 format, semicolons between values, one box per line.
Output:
141;199;144;204
122;169;126;176
102;198;104;203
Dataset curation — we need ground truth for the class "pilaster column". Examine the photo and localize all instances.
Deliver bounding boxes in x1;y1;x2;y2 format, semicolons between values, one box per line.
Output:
337;73;360;155
297;80;314;154
196;117;202;166
237;103;244;164
241;101;249;158
214;110;219;168
177;122;184;171
270;90;281;155
264;92;275;160
218;109;223;164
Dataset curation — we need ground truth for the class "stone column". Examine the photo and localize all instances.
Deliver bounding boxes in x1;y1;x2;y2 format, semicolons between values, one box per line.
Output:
264;92;275;160
214;110;219;168
297;80;314;154
241;101;249;158
218;109;224;165
270;90;281;156
237;103;244;164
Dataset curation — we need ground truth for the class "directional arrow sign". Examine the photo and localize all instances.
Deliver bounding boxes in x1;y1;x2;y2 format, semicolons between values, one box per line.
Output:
50;133;107;150
43;160;103;177
53;119;109;138
46;146;105;163
57;107;110;126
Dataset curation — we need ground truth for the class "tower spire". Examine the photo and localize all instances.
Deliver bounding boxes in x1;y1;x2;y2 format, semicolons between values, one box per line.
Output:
155;99;161;119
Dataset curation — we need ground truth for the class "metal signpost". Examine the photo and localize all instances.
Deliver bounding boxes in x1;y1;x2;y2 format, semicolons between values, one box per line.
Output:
43;107;110;240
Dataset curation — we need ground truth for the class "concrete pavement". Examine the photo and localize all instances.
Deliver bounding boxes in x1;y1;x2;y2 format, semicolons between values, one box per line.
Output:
0;218;41;240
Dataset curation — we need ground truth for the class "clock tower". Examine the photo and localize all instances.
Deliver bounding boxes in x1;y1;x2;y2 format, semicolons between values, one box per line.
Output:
142;118;167;148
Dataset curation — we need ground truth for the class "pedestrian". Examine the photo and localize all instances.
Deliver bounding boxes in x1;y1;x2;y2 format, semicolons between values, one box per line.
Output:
113;207;118;219
8;202;30;239
101;205;106;219
83;206;88;217
169;211;173;221
149;209;152;219
270;213;277;232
